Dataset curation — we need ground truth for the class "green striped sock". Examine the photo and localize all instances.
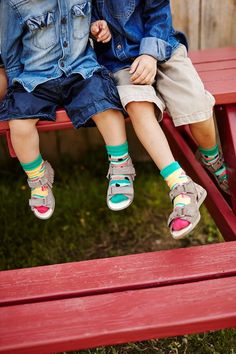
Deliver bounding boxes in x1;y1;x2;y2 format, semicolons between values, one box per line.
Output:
199;145;228;182
21;155;48;200
106;142;130;205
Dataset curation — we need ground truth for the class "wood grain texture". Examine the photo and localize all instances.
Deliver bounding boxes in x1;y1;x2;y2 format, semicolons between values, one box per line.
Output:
171;0;200;50
1;276;236;354
200;0;236;49
1;242;236;305
215;105;236;213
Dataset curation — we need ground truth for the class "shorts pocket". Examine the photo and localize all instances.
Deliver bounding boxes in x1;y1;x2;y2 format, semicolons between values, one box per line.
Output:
25;12;57;50
71;1;91;39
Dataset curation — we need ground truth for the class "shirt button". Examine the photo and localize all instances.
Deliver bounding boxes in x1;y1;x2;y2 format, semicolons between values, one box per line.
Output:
61;17;67;25
63;41;68;48
61;62;65;67
116;44;122;50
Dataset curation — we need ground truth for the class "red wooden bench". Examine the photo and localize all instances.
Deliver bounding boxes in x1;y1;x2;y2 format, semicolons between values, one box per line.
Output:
0;47;236;240
0;241;236;354
1;47;236;353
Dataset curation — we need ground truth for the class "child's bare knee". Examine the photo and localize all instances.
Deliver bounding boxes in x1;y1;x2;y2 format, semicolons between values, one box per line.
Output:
9;119;38;136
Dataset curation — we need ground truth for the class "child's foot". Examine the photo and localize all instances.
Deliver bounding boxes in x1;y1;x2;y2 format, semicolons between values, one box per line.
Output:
197;145;230;195
167;179;207;239
27;161;55;220
106;156;136;211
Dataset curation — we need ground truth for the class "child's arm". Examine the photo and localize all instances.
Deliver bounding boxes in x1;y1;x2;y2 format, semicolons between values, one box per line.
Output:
130;0;174;85
90;20;112;43
0;2;24;86
140;0;174;62
129;55;157;85
91;1;111;43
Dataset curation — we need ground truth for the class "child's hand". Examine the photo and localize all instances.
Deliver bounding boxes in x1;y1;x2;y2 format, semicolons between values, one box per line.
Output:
90;20;112;43
129;55;157;85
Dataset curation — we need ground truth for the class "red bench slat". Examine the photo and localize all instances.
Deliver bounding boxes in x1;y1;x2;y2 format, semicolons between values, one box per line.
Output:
1;276;236;354
1;242;236;306
194;59;236;72
198;68;236;82
189;46;236;64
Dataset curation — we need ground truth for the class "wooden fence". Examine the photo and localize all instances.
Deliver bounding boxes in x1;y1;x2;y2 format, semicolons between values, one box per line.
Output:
172;0;236;50
1;0;236;163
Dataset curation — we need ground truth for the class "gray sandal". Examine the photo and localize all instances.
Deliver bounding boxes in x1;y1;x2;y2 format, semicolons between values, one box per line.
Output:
28;161;55;220
106;157;136;211
196;150;230;195
168;179;207;239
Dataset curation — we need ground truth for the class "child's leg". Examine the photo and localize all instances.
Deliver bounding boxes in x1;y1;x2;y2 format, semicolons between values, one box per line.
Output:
9;119;55;219
189;118;229;194
92;110;135;211
126;101;206;239
127;101;175;169
156;44;229;194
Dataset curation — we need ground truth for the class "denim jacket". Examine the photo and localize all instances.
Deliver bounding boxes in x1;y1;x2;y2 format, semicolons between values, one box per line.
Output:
0;0;101;92
92;0;188;73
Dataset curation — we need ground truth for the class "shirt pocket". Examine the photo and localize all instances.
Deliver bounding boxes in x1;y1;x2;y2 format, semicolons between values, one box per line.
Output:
71;1;91;39
25;12;57;50
107;0;135;20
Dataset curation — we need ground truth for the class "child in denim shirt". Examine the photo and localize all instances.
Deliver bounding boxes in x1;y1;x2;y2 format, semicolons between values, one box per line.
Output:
0;0;136;219
91;0;229;239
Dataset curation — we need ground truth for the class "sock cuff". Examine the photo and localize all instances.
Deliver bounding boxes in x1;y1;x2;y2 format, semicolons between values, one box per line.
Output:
199;144;219;156
106;141;128;156
21;154;43;171
160;161;181;179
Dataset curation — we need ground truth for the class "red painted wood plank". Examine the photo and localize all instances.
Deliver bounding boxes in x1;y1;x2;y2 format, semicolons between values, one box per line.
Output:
0;276;236;354
215;105;236;214
0;109;72;134
194;60;236;72
189;47;236;64
1;242;236;306
204;82;236;105
198;68;236;82
161;115;236;240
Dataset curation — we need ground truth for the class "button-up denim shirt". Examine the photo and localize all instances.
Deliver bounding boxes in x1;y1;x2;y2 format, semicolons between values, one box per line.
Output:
92;0;188;73
0;0;101;92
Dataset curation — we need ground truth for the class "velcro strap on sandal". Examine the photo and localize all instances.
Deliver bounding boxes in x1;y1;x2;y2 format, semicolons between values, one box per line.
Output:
28;176;52;189
107;160;136;179
108;185;134;197
169;181;196;202
167;205;196;226
29;197;48;207
204;156;224;173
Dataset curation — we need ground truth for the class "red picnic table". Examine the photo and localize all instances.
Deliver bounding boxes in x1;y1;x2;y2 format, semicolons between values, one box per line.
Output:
0;46;236;240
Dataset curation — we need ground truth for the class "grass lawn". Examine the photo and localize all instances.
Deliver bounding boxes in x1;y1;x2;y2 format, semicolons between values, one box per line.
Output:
1;150;236;353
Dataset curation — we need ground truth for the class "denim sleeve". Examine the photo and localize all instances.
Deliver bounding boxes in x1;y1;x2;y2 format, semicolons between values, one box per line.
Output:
91;0;100;23
139;0;173;61
1;2;24;84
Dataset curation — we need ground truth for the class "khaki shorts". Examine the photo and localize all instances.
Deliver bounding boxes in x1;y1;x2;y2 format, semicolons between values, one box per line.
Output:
113;45;215;127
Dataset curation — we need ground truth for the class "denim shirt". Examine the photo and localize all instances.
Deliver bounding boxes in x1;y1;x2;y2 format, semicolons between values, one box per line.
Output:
0;0;101;92
92;0;188;73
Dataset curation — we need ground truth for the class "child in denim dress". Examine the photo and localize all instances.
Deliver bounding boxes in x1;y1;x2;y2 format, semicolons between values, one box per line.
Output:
91;0;229;239
0;0;136;220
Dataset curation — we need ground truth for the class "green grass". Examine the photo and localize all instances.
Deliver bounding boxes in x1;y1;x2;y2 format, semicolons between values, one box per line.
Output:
1;150;235;353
